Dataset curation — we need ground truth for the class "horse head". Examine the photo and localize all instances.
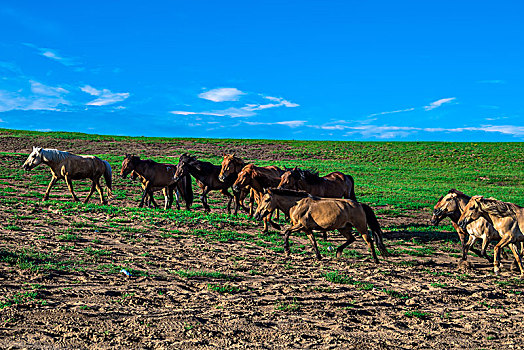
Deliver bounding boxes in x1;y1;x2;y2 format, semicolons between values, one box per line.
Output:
254;189;277;221
457;196;484;230
277;168;300;191
22;146;43;171
120;154;137;179
219;153;242;182
231;166;252;192
431;192;460;225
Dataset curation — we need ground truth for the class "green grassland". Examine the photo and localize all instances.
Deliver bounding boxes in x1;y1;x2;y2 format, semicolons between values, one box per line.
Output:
2;127;522;210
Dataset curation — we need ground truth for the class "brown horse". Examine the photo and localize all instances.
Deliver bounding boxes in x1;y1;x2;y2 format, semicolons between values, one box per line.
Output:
254;188;388;258
231;163;284;231
121;155;193;210
277;167;356;200
431;189;501;264
174;154;240;213
218;153;252;215
458;196;524;277
22;147;113;204
279;195;387;261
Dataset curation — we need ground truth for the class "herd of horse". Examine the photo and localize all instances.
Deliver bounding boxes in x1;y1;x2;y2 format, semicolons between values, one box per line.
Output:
21;146;524;278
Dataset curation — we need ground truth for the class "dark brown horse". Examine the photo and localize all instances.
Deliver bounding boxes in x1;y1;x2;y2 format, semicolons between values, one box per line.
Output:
23;147;113;204
277;167;356;200
218;153;252;215
121;155;193;210
231;163;284;232
174;154;238;213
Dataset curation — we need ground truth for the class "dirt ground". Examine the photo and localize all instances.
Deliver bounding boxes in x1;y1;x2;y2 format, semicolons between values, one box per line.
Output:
0;134;523;349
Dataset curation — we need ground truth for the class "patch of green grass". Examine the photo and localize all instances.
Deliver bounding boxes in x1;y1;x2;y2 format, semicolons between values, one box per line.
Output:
173;269;235;280
324;270;375;290
58;233;80;242
83;247;112;257
0;291;42;309
207;283;240;294
4;225;22;231
404;310;429;319
383;289;410;299
430;282;448;288
275;297;301;312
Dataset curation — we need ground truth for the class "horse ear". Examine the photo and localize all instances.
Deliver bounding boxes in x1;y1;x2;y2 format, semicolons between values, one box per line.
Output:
232;152;236;157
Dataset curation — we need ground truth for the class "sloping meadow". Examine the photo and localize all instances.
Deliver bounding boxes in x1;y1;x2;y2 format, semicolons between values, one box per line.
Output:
0;128;523;349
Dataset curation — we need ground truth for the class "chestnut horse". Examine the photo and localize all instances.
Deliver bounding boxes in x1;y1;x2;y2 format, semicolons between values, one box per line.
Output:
22;147;113;204
458;196;524;277
431;189;501;264
231;163;284;232
277;167;356;200
121;155;193;210
218;153;252;215
254;188;388;257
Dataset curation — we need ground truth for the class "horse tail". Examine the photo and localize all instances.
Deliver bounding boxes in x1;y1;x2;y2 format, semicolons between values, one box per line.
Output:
361;203;389;257
346;174;357;201
102;160;114;198
178;173;193;209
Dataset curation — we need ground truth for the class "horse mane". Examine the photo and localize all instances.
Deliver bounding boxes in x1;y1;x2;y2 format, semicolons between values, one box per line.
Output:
41;148;74;162
448;189;471;200
479;197;521;219
268;188;311;198
296;168;322;184
179;153;217;173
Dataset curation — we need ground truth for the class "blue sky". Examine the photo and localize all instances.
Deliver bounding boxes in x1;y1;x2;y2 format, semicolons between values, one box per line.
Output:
1;1;523;141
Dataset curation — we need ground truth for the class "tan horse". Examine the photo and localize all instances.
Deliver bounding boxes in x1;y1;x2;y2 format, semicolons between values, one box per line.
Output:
283;196;386;262
22;147;113;204
431;189;501;264
255;188;389;261
458;196;524;277
231;163;284;231
277;167;356;200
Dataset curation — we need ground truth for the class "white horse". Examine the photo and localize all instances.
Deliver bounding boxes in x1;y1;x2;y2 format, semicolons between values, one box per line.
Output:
22;147;113;204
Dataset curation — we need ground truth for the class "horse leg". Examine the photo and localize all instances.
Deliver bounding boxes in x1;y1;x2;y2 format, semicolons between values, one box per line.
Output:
508;242;524;278
94;178;106;204
283;224;304;256
357;226;379;264
43;176;57;201
233;191;240;216
64;175;80;202
84;180;97;204
174;188;181;210
335;226;356;258
480;236;494;263
493;235;512;276
139;182;151;208
148;191;158;208
201;188;211;212
221;189;234;214
305;229;322;260
461;235;475;262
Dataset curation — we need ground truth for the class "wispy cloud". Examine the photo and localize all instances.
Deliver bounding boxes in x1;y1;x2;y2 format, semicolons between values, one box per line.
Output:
30;80;68;97
81;85;130;106
243;95;299;111
24;43;79;67
477;80;506;84
340;124;524;139
198;87;245;102
245;120;306;128
0;89;69;112
171;107;255;118
424;97;456;111
366;107;415;119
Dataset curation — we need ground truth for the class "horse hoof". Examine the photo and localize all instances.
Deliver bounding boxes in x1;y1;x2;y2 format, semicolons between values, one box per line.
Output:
458;260;472;270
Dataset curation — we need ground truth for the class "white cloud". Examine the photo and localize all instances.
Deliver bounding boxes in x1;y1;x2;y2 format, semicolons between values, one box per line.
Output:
366;107;415;119
30;80;68;97
245;120;306;128
81;85;130;106
198;88;245;102
24;43;79;67
243;96;299;111
424;97;456;111
0;90;69;112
